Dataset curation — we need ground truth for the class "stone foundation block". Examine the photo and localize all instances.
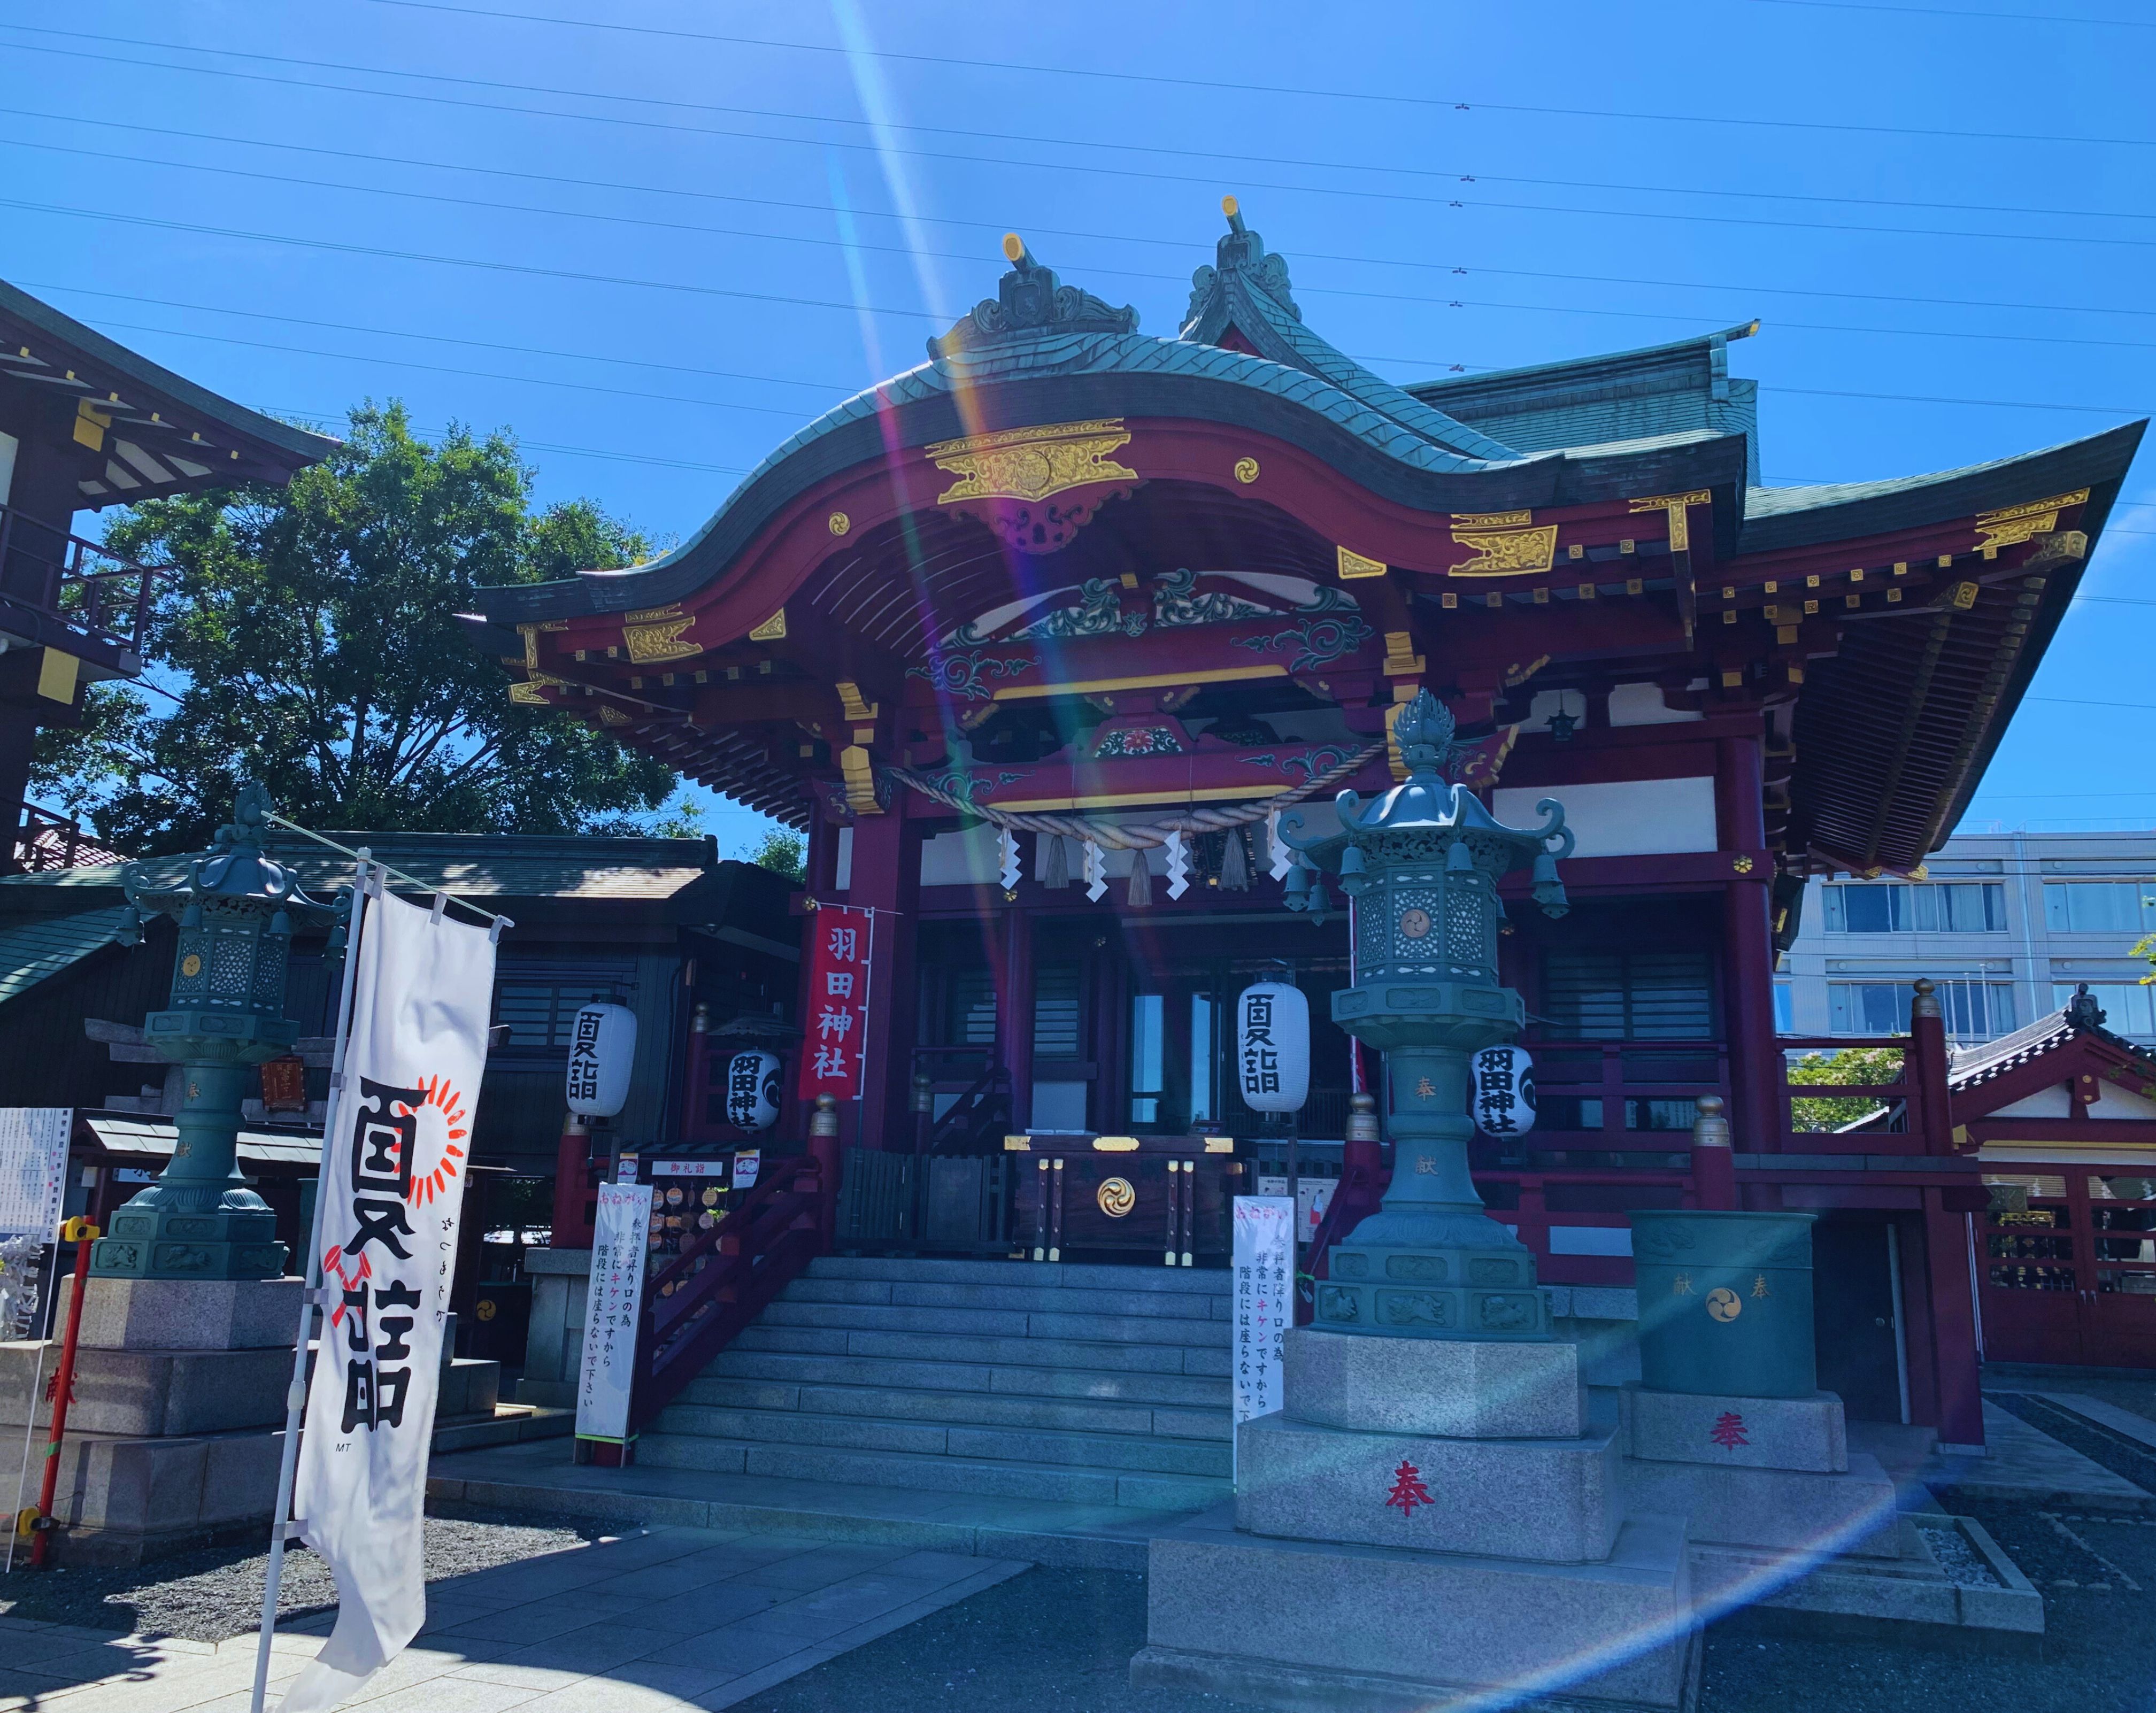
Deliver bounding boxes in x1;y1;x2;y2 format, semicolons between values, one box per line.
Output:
0;1341;290;1437
1137;1506;1699;1711
1622;1385;1846;1472
1239;1413;1623;1564
1624;1452;1899;1560
56;1274;305;1351
26;1425;290;1565
1284;1327;1585;1439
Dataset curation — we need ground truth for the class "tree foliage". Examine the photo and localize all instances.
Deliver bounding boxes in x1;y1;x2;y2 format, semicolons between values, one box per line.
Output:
33;404;686;854
1785;1046;1906;1132
749;829;805;884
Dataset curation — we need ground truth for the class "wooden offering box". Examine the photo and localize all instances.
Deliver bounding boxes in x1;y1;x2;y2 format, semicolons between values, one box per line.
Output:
1006;1134;1243;1266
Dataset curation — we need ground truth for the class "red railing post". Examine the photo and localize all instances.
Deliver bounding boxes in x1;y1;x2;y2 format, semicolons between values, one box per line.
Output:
1689;1093;1739;1210
29;1218;99;1569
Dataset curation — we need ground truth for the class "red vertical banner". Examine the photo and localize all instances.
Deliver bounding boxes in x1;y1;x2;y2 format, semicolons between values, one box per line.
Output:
798;904;875;1104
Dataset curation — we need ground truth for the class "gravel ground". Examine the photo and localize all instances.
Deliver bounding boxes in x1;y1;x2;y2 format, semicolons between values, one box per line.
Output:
0;1501;617;1641
1912;1522;2000;1587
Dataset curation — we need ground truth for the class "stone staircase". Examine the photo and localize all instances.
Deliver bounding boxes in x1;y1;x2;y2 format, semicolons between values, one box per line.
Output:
637;1255;1233;1513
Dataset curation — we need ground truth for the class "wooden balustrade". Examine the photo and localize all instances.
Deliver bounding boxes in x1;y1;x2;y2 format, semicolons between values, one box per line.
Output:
627;1156;825;1435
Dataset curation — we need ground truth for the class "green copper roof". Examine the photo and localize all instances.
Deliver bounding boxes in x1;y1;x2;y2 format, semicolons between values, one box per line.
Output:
0;905;128;1006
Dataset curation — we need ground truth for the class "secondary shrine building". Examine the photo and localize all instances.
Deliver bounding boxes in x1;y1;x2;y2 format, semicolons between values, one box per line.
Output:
466;207;2144;1438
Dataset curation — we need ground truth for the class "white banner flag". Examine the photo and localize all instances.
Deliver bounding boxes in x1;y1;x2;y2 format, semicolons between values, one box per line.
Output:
576;1182;652;1443
284;888;496;1713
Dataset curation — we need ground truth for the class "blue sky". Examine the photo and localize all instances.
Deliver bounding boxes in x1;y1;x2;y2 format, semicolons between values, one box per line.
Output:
6;0;2151;857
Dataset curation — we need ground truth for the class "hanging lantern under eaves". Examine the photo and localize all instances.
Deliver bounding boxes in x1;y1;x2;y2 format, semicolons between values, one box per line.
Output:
725;1049;782;1131
565;1001;637;1118
1237;981;1310;1114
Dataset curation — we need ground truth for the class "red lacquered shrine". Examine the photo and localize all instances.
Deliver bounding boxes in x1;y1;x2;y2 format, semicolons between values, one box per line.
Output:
466;208;2144;1447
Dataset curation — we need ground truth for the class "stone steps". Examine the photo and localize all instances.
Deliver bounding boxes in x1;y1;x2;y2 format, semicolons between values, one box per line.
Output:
637;1256;1235;1516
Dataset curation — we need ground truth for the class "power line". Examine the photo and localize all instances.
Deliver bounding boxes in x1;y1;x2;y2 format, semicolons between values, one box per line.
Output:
19;134;2156;362
14;103;2156;329
12;196;2151;429
11;28;2156;248
340;0;2156;149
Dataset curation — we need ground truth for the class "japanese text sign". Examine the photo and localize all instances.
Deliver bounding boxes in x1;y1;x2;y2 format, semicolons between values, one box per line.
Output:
1470;1044;1536;1138
576;1182;654;1443
1231;1195;1294;1480
797;905;875;1102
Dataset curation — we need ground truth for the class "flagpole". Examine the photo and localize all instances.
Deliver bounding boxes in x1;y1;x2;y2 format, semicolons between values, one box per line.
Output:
250;855;373;1713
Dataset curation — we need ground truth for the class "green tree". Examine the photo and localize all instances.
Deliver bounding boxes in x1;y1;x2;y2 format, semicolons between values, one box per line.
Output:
749;828;805;883
33;403;689;854
1785;1046;1906;1132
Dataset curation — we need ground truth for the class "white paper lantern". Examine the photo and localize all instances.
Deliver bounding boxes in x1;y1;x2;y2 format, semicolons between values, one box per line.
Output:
564;1001;637;1118
1470;1044;1537;1138
724;1050;782;1131
1237;982;1310;1113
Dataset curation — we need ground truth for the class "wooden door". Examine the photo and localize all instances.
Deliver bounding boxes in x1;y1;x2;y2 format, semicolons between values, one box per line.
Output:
2086;1172;2156;1368
1978;1172;2083;1365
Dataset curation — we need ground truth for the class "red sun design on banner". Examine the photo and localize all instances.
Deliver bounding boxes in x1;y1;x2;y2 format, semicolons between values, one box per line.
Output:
399;1075;469;1207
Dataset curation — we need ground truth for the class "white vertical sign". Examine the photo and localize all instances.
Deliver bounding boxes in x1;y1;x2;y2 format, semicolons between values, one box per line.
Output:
284;890;497;1713
0;1108;70;1240
1231;1195;1294;1481
576;1182;652;1443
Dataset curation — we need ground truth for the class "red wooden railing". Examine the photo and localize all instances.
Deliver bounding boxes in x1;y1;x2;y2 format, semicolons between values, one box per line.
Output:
627;1155;825;1434
0;503;163;654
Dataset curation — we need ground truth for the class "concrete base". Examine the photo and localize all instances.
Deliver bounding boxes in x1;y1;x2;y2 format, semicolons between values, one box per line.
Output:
55;1273;305;1352
1138;1504;1699;1712
1285;1326;1585;1439
0;1340;290;1437
1623;1452;1900;1560
1622;1384;1847;1473
13;1423;289;1567
1238;1413;1622;1564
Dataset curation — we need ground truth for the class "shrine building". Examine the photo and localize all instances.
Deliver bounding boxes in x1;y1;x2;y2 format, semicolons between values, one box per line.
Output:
463;205;2144;1445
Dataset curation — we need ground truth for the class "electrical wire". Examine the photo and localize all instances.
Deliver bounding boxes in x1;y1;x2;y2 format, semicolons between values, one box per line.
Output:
341;0;2156;148
9;104;2155;329
10;27;2156;244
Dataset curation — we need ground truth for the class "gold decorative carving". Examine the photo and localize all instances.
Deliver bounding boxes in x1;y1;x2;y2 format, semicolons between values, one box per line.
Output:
840;744;882;815
597;705;633;727
1097;1176;1136;1217
1449;520;1559;578
1973;490;2087;558
828;510;851;535
625;604;684;623
1233;457;1260;484
928;418;1137;505
1382;630;1425;676
749;608;788;642
1091;1136;1142;1152
623;617;700;664
1004;1135;1032;1151
1452;510;1533;529
1731;855;1754;875
2022;529;2088;569
507;680;548;705
1336;546;1388;581
1627;490;1712;553
518;623;540;670
836;681;880;722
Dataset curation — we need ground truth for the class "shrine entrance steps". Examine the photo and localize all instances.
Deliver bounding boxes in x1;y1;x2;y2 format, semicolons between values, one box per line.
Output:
427;1256;1234;1570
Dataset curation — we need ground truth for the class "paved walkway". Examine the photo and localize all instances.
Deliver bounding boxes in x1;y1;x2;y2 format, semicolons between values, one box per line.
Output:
0;1527;1028;1712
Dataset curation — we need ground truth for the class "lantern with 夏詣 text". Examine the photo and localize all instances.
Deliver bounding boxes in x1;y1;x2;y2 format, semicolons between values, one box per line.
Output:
1237;981;1310;1114
1277;688;1574;1340
725;1050;782;1131
565;1001;636;1119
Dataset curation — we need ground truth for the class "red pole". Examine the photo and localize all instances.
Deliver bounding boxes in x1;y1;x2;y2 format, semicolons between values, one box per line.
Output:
29;1218;99;1570
1689;1093;1739;1211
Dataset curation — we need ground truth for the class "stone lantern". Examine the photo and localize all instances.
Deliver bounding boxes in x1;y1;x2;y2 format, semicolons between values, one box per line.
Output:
1279;688;1573;1337
91;783;343;1281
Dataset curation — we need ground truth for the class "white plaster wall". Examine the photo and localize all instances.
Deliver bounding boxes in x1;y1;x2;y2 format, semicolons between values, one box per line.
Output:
1607;681;1704;727
1493;775;1718;858
919;822;1002;885
1989;1085;2072;1119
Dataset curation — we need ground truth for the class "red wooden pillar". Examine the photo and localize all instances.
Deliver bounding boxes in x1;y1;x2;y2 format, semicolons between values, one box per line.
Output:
1716;733;1778;1154
1906;979;1954;1154
1919;1187;1985;1449
844;811;921;1151
1000;907;1035;1130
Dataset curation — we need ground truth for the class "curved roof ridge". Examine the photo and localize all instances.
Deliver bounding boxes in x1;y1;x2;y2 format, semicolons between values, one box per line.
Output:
1176;200;1519;464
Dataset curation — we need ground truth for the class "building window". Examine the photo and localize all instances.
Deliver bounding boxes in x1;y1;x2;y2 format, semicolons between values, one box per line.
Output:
492;963;635;1055
1822;882;2006;933
1773;983;1794;1033
1033;963;1084;1058
1541;950;1715;1040
1829;979;2014;1040
942;966;999;1046
2044;881;2156;937
2053;982;2156;1040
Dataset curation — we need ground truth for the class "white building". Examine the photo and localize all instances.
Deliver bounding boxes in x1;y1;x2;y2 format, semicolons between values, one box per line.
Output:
1778;831;2156;1047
